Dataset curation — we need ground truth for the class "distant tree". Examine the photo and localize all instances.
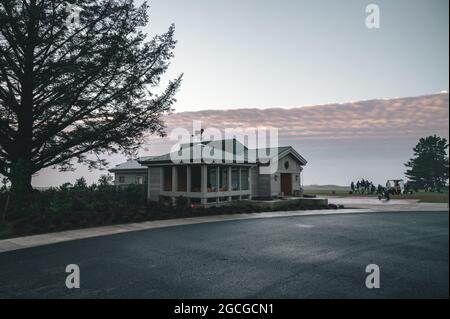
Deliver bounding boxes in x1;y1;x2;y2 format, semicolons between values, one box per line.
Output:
0;0;182;202
73;177;87;190
59;182;72;192
404;135;449;190
97;174;113;187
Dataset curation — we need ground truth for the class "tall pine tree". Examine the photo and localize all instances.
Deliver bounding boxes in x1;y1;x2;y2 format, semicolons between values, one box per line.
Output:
404;135;449;190
0;1;182;198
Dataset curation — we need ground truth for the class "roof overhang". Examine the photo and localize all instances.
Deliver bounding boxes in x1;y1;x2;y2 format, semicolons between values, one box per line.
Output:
137;147;307;166
278;147;308;166
108;168;147;173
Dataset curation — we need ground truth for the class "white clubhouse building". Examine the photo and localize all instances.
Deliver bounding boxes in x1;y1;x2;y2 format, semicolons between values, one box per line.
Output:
109;139;307;206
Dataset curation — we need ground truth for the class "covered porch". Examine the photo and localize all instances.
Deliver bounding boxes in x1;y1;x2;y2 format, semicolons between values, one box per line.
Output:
156;164;254;206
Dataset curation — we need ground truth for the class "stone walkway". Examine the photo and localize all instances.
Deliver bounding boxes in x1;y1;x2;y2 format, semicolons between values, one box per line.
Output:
325;196;448;212
0;197;447;254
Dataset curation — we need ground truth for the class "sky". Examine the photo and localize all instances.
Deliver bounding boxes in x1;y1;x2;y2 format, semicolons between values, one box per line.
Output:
146;0;449;111
32;0;449;187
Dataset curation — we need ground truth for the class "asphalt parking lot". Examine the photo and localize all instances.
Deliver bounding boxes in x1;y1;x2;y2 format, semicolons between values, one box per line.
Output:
0;211;448;298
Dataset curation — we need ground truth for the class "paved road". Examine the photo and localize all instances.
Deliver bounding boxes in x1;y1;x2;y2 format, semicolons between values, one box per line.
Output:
0;211;448;298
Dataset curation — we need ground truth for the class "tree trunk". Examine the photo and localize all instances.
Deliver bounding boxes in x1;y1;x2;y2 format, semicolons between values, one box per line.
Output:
9;159;34;214
9;0;37;205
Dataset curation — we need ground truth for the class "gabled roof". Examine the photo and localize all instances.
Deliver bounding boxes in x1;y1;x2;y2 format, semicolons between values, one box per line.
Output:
109;140;307;171
254;146;307;165
278;146;308;165
180;138;248;151
138;143;246;165
108;157;152;172
138;145;307;166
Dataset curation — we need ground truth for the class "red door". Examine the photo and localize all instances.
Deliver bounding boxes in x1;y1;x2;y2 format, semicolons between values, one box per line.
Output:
281;173;292;196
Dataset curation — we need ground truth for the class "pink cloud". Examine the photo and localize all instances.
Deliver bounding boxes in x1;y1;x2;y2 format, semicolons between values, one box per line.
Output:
156;93;448;142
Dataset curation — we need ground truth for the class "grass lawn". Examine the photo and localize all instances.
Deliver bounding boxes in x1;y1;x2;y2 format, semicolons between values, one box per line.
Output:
307;189;449;203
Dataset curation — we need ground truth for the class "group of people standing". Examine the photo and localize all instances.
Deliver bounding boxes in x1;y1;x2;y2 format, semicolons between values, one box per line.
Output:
350;179;378;194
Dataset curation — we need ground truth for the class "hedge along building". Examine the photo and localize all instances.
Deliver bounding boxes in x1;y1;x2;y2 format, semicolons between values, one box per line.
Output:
109;139;307;206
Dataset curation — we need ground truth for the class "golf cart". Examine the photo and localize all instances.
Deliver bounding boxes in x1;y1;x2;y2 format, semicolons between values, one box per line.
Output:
386;179;405;195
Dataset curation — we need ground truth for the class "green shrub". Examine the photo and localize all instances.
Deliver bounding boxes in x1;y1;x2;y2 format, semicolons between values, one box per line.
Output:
0;223;12;239
175;196;188;207
0;177;333;239
49;195;71;214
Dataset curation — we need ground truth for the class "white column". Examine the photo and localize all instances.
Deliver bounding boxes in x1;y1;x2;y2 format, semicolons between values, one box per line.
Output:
248;167;252;200
201;165;207;205
300;168;304;188
172;166;177;192
216;166;220;191
215;166;220;203
227;166;232;201
171;166;177;204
